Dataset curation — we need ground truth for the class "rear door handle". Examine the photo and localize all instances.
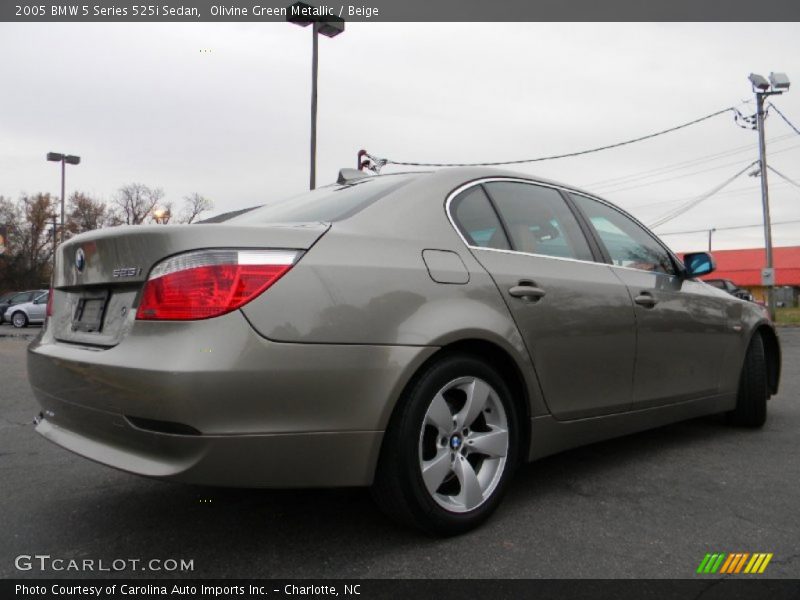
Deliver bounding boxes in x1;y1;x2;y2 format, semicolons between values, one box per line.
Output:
509;283;546;301
634;292;657;308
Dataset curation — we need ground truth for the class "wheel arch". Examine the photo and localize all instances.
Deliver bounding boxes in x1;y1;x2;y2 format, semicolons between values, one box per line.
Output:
379;337;533;468
753;324;781;396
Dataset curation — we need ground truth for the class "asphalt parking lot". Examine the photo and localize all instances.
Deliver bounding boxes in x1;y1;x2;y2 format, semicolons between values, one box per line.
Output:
1;325;798;579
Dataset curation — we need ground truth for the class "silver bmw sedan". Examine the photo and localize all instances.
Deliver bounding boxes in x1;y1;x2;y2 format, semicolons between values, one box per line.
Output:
27;167;781;535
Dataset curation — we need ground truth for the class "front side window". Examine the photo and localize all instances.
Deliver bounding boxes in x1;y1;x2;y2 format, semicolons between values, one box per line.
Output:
451;186;511;250
570;194;676;275
484;182;593;261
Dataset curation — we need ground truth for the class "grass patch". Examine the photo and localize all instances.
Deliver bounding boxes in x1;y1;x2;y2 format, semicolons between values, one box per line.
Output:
776;307;800;325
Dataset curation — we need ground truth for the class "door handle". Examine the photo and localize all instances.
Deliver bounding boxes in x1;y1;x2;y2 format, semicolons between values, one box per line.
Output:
509;283;546;301
634;292;657;308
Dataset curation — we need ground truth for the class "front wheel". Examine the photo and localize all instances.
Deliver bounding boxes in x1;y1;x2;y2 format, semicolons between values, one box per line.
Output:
11;312;28;329
372;354;520;536
728;333;768;428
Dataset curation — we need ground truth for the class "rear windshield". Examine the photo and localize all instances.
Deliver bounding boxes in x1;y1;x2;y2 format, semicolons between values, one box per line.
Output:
227;174;416;224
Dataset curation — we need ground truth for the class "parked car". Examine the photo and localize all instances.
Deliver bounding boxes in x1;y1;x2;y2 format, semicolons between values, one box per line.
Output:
5;291;49;328
27;168;781;535
705;278;755;302
0;289;47;324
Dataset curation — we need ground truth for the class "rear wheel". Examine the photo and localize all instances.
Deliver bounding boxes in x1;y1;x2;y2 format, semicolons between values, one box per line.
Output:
11;312;28;329
728;333;768;428
372;354;520;536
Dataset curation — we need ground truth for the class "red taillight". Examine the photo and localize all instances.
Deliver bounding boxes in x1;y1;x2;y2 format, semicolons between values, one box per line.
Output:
46;287;54;318
136;249;300;321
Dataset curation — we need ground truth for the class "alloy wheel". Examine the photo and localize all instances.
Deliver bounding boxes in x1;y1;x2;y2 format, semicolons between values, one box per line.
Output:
418;376;509;513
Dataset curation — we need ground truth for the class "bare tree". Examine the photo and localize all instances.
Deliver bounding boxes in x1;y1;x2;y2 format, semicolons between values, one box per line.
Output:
179;193;214;224
113;183;164;225
67;192;110;235
0;194;57;290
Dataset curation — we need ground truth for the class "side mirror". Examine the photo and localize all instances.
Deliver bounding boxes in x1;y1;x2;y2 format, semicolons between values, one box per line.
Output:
684;252;716;278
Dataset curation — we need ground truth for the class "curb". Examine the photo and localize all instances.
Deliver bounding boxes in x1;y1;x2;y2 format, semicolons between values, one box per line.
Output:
0;328;37;340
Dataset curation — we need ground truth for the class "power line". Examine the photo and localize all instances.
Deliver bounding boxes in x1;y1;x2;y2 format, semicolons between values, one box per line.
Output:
584;133;794;190
649;161;758;229
768;103;800;136
614;180;797;215
658;219;800;236
597;142;800;195
596;156;763;195
366;106;737;168
767;165;800;190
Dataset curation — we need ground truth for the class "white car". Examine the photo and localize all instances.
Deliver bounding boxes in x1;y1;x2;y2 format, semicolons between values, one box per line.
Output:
4;291;49;328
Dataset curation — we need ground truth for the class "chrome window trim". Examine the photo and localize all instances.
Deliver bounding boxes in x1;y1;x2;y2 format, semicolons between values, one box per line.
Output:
444;176;682;275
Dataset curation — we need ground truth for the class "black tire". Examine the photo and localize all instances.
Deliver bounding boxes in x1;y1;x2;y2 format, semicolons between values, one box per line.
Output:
371;353;520;536
728;333;768;428
11;312;28;329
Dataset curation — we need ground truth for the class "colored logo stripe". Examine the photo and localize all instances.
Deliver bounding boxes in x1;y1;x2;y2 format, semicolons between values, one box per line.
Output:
698;553;773;574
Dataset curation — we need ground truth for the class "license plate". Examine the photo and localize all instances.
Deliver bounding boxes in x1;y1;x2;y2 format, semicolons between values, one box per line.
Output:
72;291;109;333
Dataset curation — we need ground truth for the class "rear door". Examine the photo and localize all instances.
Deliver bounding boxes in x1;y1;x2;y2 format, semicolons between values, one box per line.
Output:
450;180;637;420
568;193;734;408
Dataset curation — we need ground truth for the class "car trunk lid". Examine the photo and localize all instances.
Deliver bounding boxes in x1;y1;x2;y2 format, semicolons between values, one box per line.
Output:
50;222;329;347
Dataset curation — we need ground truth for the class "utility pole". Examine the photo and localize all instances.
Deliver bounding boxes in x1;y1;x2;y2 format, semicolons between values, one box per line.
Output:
707;228;715;253
755;92;775;318
748;72;790;321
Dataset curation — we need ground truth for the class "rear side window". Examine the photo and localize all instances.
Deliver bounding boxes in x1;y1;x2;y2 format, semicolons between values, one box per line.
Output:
570;193;676;275
484;182;593;261
229;175;415;224
451;186;511;250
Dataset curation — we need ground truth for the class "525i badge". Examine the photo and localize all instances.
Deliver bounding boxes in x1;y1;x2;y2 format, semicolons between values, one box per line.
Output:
112;267;142;278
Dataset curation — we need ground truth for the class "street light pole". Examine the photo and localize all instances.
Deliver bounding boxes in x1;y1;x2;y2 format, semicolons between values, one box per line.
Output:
310;22;319;190
287;2;344;191
708;228;716;253
46;152;81;245
748;72;790;321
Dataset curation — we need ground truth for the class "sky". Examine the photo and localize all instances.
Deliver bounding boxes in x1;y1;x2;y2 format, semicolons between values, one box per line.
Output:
1;22;799;252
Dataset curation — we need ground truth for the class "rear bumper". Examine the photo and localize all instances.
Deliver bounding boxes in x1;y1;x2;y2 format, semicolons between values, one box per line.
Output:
27;311;436;487
34;414;383;487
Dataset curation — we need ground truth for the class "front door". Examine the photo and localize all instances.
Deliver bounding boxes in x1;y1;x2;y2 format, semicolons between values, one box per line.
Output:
569;193;734;408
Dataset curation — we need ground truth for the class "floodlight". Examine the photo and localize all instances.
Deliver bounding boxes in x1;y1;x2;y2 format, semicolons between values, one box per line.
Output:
317;17;344;38
748;73;770;91
769;72;790;91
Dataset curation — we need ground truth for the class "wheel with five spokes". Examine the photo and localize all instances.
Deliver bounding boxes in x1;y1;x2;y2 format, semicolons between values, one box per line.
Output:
372;353;520;535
